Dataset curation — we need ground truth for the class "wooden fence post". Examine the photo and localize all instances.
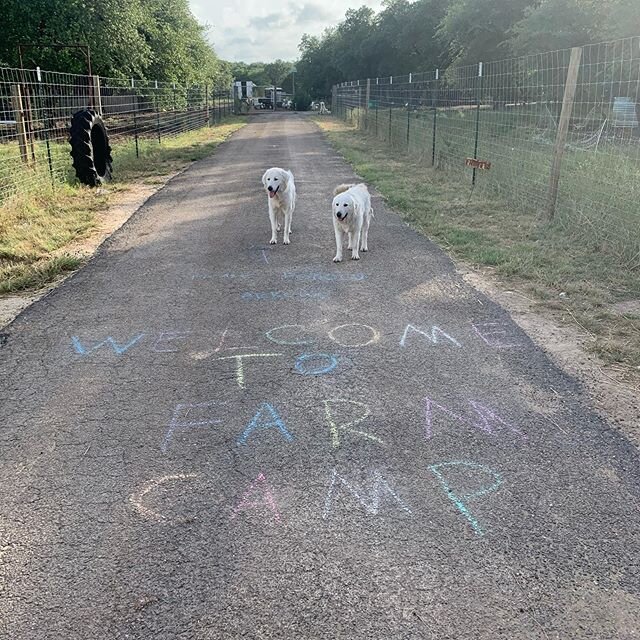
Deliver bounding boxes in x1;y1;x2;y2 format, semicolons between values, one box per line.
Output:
11;85;30;165
546;46;582;220
92;75;103;116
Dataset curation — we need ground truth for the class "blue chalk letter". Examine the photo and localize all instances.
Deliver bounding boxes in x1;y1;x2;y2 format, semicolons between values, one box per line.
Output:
428;461;502;536
323;469;412;519
237;403;293;446
71;334;145;355
295;353;338;376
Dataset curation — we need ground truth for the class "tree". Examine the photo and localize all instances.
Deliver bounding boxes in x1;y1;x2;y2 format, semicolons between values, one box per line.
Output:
2;0;152;76
264;59;293;87
229;62;272;85
375;0;451;75
507;0;640;54
437;0;537;66
1;0;227;85
293;0;451;98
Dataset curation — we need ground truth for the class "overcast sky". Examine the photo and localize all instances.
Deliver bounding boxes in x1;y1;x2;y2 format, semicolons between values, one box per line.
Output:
189;0;384;63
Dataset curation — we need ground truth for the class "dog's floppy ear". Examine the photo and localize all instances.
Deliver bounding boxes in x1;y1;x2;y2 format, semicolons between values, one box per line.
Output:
333;184;353;196
261;170;269;188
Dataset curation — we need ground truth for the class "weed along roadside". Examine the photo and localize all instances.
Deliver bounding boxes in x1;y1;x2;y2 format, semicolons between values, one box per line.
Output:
0;118;246;302
313;116;640;384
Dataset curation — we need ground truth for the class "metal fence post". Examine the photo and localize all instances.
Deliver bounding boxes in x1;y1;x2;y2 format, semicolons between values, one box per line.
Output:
365;78;371;111
472;63;483;185
131;78;139;157
155;80;161;143
36;67;54;184
375;100;378;138
546;47;583;220
205;83;210;126
389;76;393;146
432;69;439;167
407;73;412;150
173;83;177;129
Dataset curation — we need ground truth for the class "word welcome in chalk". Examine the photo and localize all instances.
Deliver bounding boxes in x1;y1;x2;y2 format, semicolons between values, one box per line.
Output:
69;319;525;359
130;462;502;536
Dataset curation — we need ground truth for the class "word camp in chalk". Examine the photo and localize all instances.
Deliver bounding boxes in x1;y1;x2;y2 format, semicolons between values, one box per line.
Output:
69;319;525;359
130;463;503;536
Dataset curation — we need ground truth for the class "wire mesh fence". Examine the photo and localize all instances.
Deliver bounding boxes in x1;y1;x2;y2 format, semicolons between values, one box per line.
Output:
333;36;640;269
0;67;234;201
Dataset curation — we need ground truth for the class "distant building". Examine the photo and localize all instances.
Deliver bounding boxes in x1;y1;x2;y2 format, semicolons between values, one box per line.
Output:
234;81;256;99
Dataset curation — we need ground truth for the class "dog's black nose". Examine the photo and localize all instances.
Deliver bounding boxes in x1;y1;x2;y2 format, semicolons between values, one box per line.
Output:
268;186;273;191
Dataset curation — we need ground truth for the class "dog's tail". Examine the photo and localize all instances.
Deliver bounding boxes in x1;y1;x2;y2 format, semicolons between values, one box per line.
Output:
333;183;354;196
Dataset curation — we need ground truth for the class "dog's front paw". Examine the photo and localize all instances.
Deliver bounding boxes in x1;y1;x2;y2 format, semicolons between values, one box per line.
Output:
283;238;290;245
333;256;342;263
351;253;360;260
270;238;277;245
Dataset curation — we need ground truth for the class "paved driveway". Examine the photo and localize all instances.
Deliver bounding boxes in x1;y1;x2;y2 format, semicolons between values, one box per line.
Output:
1;112;638;639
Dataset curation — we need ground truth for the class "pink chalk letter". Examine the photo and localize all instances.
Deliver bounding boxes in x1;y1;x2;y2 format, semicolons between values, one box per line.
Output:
231;473;281;523
424;397;525;440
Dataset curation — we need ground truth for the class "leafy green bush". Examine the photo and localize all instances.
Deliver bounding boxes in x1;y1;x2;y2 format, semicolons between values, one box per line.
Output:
293;91;313;111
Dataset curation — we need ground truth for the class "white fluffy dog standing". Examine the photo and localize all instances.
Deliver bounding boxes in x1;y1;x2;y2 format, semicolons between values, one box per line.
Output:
262;167;296;244
332;183;373;262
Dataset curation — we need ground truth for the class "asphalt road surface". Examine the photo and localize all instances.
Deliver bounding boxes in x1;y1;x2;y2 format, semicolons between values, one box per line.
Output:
1;112;639;639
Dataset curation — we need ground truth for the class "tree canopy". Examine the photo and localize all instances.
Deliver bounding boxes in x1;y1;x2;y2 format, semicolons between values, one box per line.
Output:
291;0;640;98
1;0;229;85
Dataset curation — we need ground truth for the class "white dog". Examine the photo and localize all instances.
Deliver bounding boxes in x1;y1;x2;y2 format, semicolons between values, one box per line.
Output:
332;183;373;262
262;167;296;244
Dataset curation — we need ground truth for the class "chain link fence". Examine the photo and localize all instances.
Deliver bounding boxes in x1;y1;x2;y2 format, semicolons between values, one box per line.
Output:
333;36;640;269
0;67;233;200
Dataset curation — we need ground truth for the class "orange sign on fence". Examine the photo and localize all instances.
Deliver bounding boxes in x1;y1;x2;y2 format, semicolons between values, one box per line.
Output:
465;158;491;170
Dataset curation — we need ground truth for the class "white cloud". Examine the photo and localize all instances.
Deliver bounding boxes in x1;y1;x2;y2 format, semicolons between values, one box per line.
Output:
189;0;383;62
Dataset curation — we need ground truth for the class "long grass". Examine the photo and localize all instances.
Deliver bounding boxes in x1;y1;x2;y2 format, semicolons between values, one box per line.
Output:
344;105;640;270
315;116;640;374
0;118;246;295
